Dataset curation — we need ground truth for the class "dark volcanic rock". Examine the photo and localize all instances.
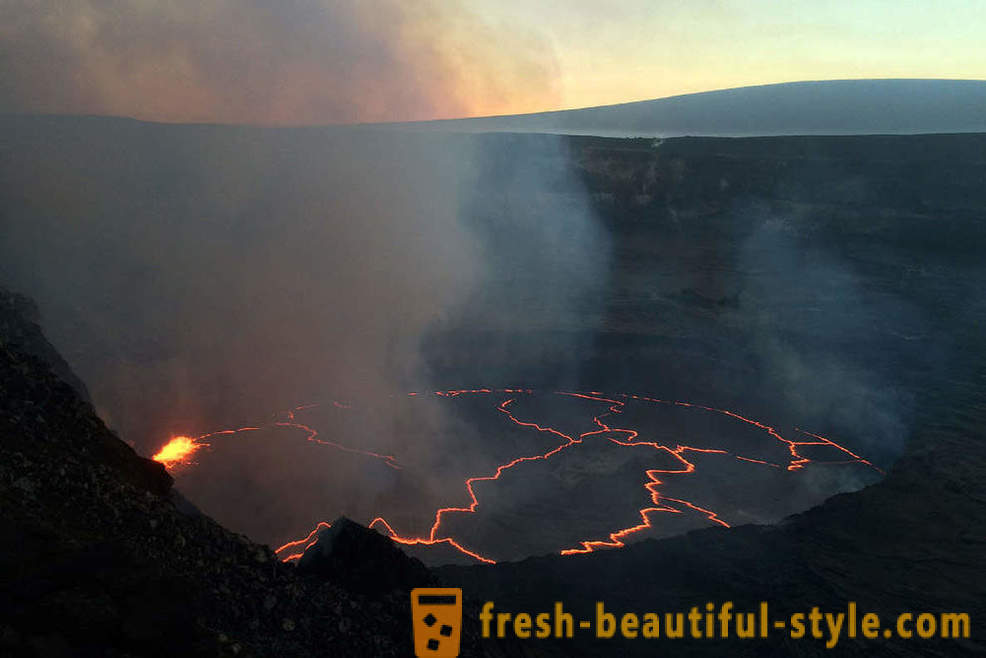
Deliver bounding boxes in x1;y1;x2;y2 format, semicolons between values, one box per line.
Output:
0;287;92;405
296;517;435;595
0;288;172;498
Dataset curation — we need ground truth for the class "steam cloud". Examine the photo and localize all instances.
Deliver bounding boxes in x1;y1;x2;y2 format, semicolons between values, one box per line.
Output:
735;210;919;465
0;0;560;123
0;114;614;548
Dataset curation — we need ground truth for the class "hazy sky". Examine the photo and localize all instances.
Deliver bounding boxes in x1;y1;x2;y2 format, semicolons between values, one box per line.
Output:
1;0;983;123
472;0;986;111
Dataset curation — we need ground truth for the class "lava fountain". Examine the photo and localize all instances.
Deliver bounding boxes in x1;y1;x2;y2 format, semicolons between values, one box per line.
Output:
152;435;207;469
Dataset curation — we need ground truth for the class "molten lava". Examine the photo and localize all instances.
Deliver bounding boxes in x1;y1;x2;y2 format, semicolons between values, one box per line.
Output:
155;388;882;566
151;435;205;468
148;403;399;473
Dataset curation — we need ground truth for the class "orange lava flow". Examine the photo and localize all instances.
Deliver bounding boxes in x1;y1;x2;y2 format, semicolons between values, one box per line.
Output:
168;388;882;566
275;521;332;562
362;389;878;563
149;402;399;473
274;404;401;470
553;392;732;555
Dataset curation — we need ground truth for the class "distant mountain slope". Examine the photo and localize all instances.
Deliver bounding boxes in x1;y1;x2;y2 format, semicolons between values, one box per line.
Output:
393;79;986;137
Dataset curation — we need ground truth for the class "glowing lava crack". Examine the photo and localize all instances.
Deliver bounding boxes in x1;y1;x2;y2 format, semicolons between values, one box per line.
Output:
152;402;400;473
151;389;881;565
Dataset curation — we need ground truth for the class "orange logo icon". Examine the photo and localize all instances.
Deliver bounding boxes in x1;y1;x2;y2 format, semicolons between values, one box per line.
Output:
411;588;462;657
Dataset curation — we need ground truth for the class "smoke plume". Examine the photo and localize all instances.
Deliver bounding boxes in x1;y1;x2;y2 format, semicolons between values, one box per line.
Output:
0;0;560;123
0;115;614;548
